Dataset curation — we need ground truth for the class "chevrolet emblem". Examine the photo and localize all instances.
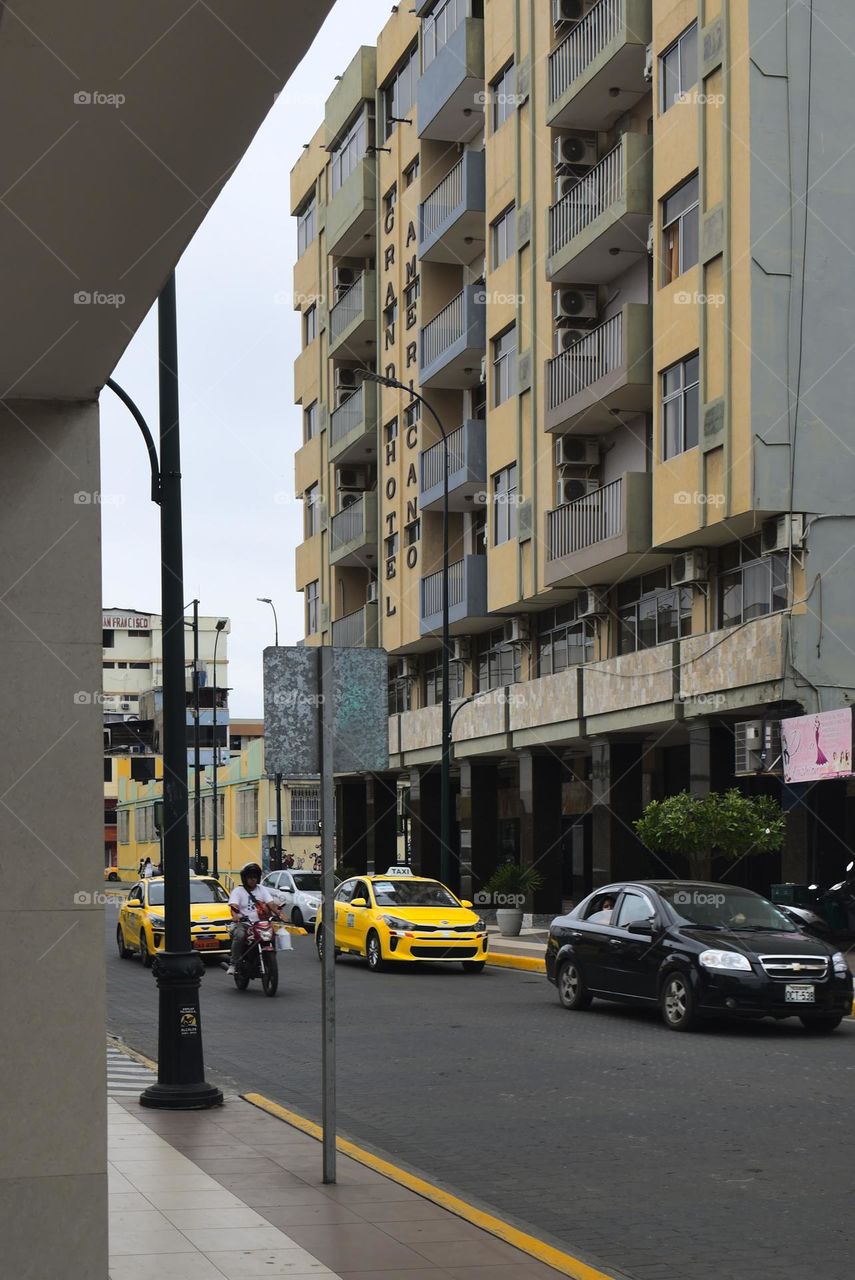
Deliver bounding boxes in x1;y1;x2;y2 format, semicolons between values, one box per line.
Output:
793;963;802;972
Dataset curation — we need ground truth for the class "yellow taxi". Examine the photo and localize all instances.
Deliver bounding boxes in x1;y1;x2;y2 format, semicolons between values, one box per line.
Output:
316;868;488;972
116;876;233;966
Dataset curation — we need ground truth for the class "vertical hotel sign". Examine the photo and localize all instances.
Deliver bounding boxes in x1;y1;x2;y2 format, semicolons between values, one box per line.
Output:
781;708;854;783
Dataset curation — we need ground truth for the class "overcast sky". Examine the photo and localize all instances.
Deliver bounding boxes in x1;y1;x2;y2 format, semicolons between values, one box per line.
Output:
100;0;393;718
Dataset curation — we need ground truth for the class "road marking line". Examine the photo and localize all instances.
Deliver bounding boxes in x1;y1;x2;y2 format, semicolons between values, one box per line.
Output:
486;951;546;973
243;1092;617;1280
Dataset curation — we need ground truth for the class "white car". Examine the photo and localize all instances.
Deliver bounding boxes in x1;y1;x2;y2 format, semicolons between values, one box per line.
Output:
261;869;327;930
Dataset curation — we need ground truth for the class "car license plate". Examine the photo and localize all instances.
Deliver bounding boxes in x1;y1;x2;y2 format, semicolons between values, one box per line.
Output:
785;983;815;1003
195;937;220;950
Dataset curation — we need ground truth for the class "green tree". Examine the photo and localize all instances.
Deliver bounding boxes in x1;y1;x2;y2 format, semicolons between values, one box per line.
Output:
634;789;785;879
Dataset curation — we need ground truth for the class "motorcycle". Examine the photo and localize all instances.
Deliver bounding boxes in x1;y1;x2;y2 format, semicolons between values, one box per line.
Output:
774;860;855;940
230;912;282;996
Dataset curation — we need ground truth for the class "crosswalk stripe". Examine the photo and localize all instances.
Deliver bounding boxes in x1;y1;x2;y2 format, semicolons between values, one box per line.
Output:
107;1045;156;1095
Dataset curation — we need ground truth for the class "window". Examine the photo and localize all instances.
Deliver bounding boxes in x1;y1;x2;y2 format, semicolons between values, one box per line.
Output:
477;626;521;691
137;804;158;844
493;463;518;544
118;810;129;844
291;786;320;835
661;22;698;112
388;659;412;714
662;174;699;283
384;417;398;443
615;891;656;929
305;484;320;538
304;401;318;442
491;61;516;131
423;0;483;70
202;793;225;840
103;630;115;649
385;532;399;560
130;758;155;783
296;191;317;256
104;758;113;782
103;661;115;669
491;204;516;269
662;353;700;458
536;604;594;675
303;304;317;346
719;537;788;628
237;787;258;836
492;326;517;406
383;296;398;330
423;650;464;706
306;580;320;635
404;156;420;187
383;183;397;217
129;661;149;670
330;108;370;196
128;628;151;637
405;519;421;546
404;275;420;311
618;570;693;653
382;45;418;139
404;402;420;430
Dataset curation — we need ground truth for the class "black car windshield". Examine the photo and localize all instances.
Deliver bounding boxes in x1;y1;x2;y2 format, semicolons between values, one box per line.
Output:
371;880;460;908
659;885;797;931
148;880;229;907
292;873;322;891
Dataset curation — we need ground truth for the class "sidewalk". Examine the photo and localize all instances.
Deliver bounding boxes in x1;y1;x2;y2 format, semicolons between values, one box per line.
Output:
108;1050;599;1280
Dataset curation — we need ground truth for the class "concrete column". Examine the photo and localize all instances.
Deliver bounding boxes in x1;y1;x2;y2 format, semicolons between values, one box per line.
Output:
688;720;712;797
336;780;367;875
0;401;107;1278
590;738;644;885
457;760;498;904
518;751;563;916
408;766;441;879
365;774;398;873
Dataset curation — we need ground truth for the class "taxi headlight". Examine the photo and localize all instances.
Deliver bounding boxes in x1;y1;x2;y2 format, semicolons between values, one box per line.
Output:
699;949;752;972
382;914;416;931
148;915;165;928
475;917;487;932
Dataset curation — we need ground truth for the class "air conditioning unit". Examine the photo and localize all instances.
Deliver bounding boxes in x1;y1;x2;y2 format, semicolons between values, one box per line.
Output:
335;367;360;393
734;720;782;776
502;618;530;644
334;265;357;294
451;637;471;662
554;287;598;324
367;581;379;604
336;466;368;490
400;656;415;679
553;0;587;26
578;587;609;619
120;701;131;711
554;327;589;354
555;436;599;467
557;475;600;505
643;44;654;82
555;174;582;202
761;513;805;554
671;548;709;586
338;489;362;510
554;132;597;172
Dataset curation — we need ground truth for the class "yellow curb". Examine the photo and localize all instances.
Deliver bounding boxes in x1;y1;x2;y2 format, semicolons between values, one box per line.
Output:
244;1092;615;1280
108;1037;158;1073
486;950;546;973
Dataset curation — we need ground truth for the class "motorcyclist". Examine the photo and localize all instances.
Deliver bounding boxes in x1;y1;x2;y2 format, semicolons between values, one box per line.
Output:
226;862;284;975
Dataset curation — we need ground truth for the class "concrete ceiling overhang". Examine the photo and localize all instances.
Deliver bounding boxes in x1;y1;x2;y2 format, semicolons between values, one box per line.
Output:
0;0;334;400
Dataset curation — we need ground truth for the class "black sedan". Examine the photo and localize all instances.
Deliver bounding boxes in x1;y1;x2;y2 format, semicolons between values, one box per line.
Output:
546;880;853;1032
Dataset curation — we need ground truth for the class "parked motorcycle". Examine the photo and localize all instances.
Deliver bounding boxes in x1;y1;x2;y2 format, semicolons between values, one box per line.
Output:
774;860;855;940
231;915;281;996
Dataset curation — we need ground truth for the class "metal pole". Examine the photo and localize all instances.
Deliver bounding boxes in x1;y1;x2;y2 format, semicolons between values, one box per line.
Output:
319;645;337;1183
275;772;283;871
141;271;221;1110
192;601;202;873
440;422;452;892
212;625;222;879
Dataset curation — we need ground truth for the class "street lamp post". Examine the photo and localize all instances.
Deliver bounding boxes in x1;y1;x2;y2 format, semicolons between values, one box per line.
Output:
258;598;283;871
211;618;227;879
359;370;453;890
190;601;202;873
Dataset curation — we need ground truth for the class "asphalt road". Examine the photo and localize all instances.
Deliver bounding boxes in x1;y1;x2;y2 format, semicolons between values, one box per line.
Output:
105;908;855;1280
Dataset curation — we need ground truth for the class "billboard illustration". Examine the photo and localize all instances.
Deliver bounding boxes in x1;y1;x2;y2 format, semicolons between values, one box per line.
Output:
780;708;853;784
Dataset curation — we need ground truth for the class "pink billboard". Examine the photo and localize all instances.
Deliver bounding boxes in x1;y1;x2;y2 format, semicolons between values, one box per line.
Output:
781;708;853;784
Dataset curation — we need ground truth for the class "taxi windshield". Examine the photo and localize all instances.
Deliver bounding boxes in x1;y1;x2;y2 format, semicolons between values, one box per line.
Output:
371;880;460;908
147;881;229;907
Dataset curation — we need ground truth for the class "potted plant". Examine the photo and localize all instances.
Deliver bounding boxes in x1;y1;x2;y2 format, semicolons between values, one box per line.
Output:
634;789;785;879
483;861;544;937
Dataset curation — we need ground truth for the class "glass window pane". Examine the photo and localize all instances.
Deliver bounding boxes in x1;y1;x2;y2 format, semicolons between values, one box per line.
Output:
742;560;769;621
662;46;680;111
720;574;741;627
684;383;699;450
663;364;682;397
664;397;682;458
638;598;657;649
681;206;699;271
681;23;698;92
656;589;678;643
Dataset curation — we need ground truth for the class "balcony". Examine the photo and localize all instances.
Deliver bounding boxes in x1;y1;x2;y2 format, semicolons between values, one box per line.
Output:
419;418;487;512
420;285;487;389
328;271;376;361
329;492;378;569
545;304;652;434
419;150;486;264
329;380;378;465
331;601;379;648
544;472;668;588
417;14;485;143
548;0;652;131
546;134;652;285
420;554;489;636
325;157;377;258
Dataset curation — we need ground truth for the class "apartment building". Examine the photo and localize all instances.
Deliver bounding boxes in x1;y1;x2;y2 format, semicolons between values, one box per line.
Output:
289;0;855;913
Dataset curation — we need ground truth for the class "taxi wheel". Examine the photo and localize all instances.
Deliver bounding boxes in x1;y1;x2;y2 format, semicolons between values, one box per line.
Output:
116;925;132;959
366;931;385;972
461;961;486;972
139;932;153;969
106;872;119;882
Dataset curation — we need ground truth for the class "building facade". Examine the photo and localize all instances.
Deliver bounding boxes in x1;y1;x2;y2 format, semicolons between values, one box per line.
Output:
289;0;855;913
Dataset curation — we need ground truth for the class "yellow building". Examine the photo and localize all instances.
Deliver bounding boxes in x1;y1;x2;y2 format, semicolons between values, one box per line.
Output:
290;0;855;912
116;739;321;882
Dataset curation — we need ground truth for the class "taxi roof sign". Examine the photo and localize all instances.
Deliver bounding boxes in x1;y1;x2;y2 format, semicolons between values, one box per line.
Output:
384;865;413;875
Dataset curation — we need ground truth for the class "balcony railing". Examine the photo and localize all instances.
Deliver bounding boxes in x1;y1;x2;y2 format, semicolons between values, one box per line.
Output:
549;0;621;104
330;386;365;445
422;156;465;241
422;290;465;369
549;141;624;257
329;496;365;551
421;557;465;618
421;425;466;492
332;607;366;647
329;273;365;343
548;477;624;559
548;313;622;409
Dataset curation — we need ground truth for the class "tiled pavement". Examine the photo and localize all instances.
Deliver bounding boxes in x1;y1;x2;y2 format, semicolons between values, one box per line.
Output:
108;1070;590;1280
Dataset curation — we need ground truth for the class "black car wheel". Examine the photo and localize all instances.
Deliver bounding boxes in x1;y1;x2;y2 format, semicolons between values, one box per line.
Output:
366;931;385;972
291;906;304;929
139;932;153;969
116;925;132;959
557;959;593;1010
799;1014;843;1034
660;971;698;1031
461;960;486;973
107;871;119;882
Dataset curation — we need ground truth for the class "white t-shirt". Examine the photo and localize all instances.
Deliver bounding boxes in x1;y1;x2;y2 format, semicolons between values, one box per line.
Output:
229;884;274;924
